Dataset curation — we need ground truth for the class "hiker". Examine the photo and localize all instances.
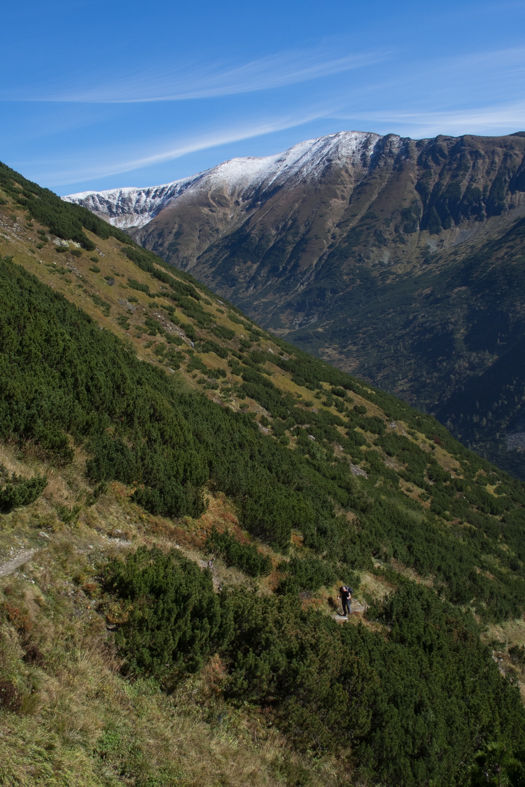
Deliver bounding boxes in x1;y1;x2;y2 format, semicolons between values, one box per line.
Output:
207;558;215;570
340;585;352;617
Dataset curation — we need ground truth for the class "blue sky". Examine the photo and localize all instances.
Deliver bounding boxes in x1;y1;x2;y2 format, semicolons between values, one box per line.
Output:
3;0;525;195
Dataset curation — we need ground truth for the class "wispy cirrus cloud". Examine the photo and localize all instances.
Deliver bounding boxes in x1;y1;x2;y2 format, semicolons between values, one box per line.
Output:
1;44;387;104
331;45;525;138
440;45;525;73
25;105;336;187
334;100;525;139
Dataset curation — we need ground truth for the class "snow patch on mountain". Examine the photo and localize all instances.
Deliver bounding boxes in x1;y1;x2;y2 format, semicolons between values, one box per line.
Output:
62;175;204;229
64;131;389;229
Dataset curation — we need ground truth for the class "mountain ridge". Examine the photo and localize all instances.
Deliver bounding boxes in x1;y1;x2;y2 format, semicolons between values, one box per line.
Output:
64;130;384;228
64;130;525;242
65;130;525;478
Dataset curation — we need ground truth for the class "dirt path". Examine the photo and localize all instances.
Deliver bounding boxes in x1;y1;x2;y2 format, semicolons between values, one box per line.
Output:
0;549;36;578
333;600;367;621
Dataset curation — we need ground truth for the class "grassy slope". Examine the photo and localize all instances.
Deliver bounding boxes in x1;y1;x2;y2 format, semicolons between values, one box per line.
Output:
2;169;525;785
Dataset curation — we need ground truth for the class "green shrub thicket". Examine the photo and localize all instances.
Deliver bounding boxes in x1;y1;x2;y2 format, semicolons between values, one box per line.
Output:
277;555;338;594
103;546;233;675
271;344;470;454
205;527;272;576
2;256;525;620
0;466;47;513
105;548;525;787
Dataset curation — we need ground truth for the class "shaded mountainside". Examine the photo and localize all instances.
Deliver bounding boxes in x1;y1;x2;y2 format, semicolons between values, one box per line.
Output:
66;130;525;478
290;210;525;481
4;161;525;785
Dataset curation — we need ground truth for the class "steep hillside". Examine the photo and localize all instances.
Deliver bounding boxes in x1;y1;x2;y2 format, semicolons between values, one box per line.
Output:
4;161;525;785
65;130;525;478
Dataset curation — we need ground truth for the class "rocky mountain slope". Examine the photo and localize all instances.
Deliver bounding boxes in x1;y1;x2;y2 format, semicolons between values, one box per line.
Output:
64;131;382;232
5;160;525;785
65;130;525;478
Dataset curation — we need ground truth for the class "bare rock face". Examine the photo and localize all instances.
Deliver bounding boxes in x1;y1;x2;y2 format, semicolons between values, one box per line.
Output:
66;130;525;477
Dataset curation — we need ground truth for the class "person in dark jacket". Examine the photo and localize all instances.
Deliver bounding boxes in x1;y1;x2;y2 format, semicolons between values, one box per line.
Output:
340;586;352;617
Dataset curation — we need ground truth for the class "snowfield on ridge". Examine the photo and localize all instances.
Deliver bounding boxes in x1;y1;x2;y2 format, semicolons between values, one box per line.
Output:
63;131;385;228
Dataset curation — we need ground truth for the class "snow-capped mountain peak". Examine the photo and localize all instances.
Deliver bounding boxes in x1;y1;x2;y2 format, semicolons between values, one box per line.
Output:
63;131;388;229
